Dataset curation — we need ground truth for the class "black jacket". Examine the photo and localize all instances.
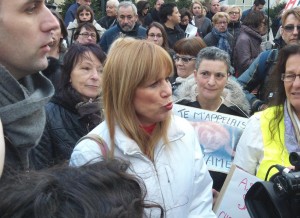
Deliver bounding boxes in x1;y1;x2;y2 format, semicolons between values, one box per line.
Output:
163;24;185;49
30;87;102;169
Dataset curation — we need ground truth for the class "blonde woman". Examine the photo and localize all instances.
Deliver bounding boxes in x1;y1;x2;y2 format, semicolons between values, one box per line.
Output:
70;38;215;217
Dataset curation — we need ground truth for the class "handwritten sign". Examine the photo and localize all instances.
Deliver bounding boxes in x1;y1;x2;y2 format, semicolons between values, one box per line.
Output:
213;165;262;218
173;104;248;173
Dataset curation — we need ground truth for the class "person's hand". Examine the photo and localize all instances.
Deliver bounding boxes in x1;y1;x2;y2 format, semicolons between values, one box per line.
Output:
212;188;219;208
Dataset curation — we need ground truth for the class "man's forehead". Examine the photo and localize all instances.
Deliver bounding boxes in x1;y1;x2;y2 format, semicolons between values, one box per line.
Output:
118;6;134;15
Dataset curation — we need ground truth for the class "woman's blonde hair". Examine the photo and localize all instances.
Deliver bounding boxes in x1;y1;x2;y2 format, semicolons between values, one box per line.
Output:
102;38;173;160
212;12;230;25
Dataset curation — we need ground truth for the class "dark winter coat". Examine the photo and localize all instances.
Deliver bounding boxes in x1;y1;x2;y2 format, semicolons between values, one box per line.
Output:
234;25;262;76
30;87;102;169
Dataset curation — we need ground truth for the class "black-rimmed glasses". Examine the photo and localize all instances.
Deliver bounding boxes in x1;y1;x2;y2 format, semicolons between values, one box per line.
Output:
173;55;196;63
281;73;300;82
79;32;97;39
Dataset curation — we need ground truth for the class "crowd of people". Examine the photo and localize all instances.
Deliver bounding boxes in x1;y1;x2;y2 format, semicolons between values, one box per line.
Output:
0;0;299;217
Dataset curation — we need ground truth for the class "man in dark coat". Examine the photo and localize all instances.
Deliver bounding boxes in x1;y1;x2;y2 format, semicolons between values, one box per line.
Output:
160;2;184;49
100;1;146;53
0;1;59;179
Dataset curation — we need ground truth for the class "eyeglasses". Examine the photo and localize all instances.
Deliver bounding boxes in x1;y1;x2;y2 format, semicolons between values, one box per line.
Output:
281;73;300;82
282;25;300;32
173;55;196;63
79;32;97;39
148;33;162;38
199;71;227;80
228;11;239;15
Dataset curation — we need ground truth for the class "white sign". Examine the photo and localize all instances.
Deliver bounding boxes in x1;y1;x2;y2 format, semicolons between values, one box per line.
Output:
173;104;248;173
213;165;262;218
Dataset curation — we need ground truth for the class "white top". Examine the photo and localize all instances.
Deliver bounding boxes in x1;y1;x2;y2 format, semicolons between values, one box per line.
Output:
233;112;264;175
70;115;216;218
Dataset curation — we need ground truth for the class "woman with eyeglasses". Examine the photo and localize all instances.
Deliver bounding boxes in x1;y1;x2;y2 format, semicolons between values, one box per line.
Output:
171;37;206;102
67;5;105;45
234;44;300;180
73;22;101;45
177;46;249;191
31;43;106;169
226;6;242;44
146;22;170;50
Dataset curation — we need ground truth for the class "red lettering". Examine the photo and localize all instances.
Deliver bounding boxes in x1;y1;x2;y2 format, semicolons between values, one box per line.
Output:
218;211;232;218
237;194;247;210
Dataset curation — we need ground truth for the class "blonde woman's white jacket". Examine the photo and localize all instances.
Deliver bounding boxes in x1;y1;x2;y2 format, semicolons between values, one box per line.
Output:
70;115;216;218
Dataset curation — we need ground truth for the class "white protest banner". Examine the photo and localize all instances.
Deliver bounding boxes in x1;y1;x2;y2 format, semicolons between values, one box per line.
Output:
213;164;262;217
173;104;248;173
185;24;198;38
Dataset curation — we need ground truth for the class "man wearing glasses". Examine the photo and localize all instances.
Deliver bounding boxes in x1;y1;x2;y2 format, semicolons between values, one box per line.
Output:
100;1;146;53
238;7;300;113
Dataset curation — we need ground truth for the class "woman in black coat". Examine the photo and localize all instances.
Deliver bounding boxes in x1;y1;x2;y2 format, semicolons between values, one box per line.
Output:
31;43;106;169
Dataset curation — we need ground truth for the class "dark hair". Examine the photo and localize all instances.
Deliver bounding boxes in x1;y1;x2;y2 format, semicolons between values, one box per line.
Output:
137;0;150;16
254;0;266;6
243;10;265;29
267;44;300;140
146;22;170;49
0;159;164;218
159;3;177;23
179;8;193;21
174;37;206;57
51;10;68;54
73;22;100;43
60;43;106;91
76;5;94;23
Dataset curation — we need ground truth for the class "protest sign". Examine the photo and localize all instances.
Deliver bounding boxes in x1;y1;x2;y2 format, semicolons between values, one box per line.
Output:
213;164;262;217
285;0;300;10
173;104;248;173
185;24;198;38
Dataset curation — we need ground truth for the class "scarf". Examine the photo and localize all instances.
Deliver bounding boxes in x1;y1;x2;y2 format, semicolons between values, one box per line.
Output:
0;65;54;169
211;27;232;56
284;100;300;152
54;85;102;131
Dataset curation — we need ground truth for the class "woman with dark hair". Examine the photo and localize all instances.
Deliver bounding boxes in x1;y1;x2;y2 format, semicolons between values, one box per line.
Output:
137;0;150;27
146;22;170;50
234;10;266;76
73;22;101;44
67;5;105;45
31;43;106;169
234;44;300;180
42;10;68;91
178;8;193;33
0;159;164;218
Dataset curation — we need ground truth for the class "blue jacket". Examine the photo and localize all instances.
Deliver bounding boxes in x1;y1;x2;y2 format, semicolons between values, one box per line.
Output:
100;23;146;53
64;3;79;26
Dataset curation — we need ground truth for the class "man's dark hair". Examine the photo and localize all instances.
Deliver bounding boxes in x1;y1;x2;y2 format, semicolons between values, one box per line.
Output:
159;2;177;23
243;10;265;29
254;0;266;6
